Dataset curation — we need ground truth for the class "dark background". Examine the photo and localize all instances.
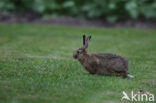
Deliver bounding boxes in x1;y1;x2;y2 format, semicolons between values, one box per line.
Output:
0;0;156;28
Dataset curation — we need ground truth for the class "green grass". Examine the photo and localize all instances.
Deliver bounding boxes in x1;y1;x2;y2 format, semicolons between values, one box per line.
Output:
0;24;156;103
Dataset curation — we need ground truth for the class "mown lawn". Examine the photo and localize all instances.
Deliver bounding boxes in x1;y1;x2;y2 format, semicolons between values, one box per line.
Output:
0;24;156;103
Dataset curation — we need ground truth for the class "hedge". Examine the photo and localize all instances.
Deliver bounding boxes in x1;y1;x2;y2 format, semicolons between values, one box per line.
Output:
0;0;156;22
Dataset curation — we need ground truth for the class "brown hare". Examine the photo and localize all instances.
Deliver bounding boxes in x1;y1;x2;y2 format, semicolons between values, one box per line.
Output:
73;35;134;78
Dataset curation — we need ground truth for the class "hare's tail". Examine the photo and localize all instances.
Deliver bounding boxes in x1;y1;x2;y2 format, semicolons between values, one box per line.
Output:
127;73;134;78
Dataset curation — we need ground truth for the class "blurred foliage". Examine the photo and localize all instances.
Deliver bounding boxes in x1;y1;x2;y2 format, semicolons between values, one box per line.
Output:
0;0;156;21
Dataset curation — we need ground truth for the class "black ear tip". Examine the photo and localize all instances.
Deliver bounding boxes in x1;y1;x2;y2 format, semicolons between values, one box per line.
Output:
89;35;91;39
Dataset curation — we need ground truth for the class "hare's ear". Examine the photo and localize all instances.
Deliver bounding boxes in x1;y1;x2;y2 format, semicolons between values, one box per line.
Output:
84;35;91;48
83;35;86;46
88;35;91;41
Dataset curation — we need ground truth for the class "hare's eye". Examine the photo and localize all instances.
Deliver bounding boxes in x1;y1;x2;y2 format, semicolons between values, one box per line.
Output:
77;51;80;54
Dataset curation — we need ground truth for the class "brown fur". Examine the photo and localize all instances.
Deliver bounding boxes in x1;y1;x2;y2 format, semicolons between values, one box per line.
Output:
73;35;131;78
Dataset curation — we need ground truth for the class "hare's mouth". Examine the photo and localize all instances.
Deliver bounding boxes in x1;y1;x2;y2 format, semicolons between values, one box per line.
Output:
73;54;78;59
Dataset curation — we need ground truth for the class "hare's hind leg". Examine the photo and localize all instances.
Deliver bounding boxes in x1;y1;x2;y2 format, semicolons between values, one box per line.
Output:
120;71;127;78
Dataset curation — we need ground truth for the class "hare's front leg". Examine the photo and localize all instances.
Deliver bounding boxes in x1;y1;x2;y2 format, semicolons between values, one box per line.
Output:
89;67;98;75
89;72;96;75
